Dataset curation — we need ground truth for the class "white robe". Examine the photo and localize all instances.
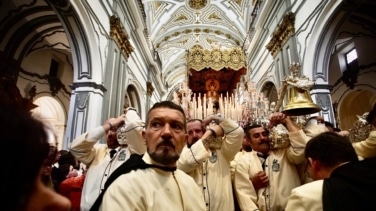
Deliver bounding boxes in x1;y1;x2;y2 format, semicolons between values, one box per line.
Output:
177;119;244;211
234;130;308;211
100;153;206;211
70;110;145;211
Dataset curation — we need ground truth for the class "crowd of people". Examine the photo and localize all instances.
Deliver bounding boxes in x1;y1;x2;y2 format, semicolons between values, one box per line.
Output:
3;97;376;211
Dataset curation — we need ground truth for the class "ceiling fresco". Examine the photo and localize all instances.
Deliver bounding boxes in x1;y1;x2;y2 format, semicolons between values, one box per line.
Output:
141;0;257;91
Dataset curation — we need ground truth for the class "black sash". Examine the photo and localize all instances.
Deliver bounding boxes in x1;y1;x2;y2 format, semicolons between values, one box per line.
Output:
90;154;176;211
322;157;376;211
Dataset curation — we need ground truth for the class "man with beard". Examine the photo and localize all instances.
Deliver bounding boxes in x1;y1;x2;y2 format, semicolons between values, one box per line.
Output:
177;115;244;211
97;101;206;210
234;112;317;211
70;108;145;211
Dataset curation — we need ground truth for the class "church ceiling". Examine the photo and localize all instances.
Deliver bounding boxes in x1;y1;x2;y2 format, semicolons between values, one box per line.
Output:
1;0;375;100
141;0;257;91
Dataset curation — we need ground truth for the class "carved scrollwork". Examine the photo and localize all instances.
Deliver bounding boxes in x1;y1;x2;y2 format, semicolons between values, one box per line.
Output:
146;81;154;96
188;45;246;71
188;0;208;10
110;16;134;60
266;12;295;57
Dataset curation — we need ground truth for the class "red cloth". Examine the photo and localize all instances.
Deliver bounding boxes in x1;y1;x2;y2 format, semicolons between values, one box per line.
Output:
59;174;85;211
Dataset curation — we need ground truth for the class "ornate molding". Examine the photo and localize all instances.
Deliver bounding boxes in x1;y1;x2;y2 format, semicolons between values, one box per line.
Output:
188;45;246;71
156;28;240;49
146;81;154;96
188;0;208;10
110;16;134;60
266;12;295;57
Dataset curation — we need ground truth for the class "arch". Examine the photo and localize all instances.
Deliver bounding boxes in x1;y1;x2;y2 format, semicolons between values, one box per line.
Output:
338;89;375;130
48;0;104;83
305;1;343;82
260;81;279;106
32;96;66;150
126;85;142;117
306;0;376;127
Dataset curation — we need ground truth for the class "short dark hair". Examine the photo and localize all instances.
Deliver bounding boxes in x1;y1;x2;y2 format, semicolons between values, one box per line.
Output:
305;132;358;168
186;119;204;131
243;124;264;140
146;101;187;132
58;150;76;166
187;118;202;124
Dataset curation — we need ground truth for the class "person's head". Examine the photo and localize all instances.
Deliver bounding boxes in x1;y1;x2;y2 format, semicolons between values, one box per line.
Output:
324;121;334;132
305;132;358;180
241;125;253;152
40;122;61;189
245;124;270;154
105;118;120;149
142;101;187;167
0;101;52;210
58;150;79;169
58;164;78;180
186;119;205;147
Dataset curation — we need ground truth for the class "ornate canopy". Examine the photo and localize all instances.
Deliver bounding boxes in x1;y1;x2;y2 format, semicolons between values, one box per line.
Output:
188;45;246;71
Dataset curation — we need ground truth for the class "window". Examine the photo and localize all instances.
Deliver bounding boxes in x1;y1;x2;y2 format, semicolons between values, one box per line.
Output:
49;59;59;77
342;48;359;89
345;48;358;70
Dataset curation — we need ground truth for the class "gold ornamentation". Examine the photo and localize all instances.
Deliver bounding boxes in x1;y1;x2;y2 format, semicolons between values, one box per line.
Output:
348;112;371;143
146;81;154;96
203;135;223;150
110;15;134;60
188;0;208;10
266;12;295;57
156;28;240;49
208;13;221;20
269;124;290;149
188;45;246;71
175;14;188;21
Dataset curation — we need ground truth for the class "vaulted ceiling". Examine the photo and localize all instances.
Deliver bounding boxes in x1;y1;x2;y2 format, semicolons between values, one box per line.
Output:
141;0;257;91
1;0;376;99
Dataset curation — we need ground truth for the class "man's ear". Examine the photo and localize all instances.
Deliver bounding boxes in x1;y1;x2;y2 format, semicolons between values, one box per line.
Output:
308;157;320;171
142;129;146;144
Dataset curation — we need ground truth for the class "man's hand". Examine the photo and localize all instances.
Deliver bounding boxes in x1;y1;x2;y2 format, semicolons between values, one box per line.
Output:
202;114;224;127
113;114;126;128
201;115;225;137
251;171;269;190
104;114;126;131
268;112;287;128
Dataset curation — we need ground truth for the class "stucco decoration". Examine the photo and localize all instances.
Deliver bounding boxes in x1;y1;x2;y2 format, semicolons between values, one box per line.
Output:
188;45;245;71
266;12;295;57
110;16;134;60
188;0;208;10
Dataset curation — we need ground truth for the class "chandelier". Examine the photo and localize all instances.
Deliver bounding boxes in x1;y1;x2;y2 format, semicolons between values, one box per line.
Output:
173;79;273;127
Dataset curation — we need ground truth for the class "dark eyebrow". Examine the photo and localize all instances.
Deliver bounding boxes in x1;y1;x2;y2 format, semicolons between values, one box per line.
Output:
150;117;184;125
